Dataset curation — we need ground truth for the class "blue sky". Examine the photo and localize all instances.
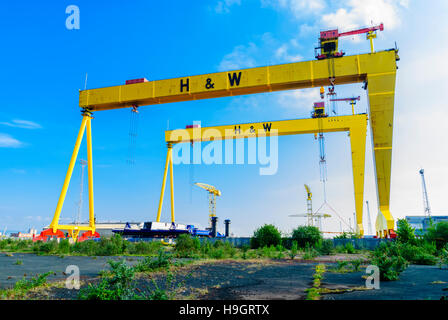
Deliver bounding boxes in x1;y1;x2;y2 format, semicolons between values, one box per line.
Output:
1;1;447;236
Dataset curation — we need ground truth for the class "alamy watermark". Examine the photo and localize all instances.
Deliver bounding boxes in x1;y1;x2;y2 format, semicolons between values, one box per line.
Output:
169;121;279;175
66;5;80;30
365;265;380;289
65;265;80;290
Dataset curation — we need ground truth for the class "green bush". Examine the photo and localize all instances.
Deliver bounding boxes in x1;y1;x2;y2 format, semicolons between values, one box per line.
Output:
344;242;356;254
15;271;53;291
318;239;334;255
425;221;448;249
79;260;137;300
135;249;171;272
37;241;58;254
209;248;224;259
334;232;360;239
174;234;200;257
291;226;322;248
289;241;298;259
371;242;408;280
58;239;71;254
396;219;417;245
250;224;282;249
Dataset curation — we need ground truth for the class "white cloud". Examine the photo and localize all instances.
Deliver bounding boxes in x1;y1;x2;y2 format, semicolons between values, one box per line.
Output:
321;0;408;31
0;133;23;148
1;119;42;129
275;41;303;62
277;88;320;111
218;43;258;71
214;0;241;14
262;0;326;17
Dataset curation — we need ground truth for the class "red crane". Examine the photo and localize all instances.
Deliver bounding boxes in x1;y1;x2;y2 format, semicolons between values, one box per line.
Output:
315;23;384;60
330;96;361;115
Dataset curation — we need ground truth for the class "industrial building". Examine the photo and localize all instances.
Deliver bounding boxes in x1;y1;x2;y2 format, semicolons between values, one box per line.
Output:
405;216;448;236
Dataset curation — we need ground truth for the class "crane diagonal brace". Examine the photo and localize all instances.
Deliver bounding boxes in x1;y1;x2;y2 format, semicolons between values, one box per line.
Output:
164;114;367;235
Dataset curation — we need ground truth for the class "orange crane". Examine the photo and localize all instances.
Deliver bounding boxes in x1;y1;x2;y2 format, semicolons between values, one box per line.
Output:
315;23;384;59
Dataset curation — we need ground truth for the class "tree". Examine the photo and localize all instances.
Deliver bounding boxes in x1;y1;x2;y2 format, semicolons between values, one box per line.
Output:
251;224;282;249
396;219;417;245
425;221;448;249
292;226;322;248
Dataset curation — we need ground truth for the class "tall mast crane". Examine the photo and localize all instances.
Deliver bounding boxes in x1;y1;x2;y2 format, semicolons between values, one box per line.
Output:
289;184;331;231
194;183;222;228
419;169;431;217
330;96;361;115
316;23;384;59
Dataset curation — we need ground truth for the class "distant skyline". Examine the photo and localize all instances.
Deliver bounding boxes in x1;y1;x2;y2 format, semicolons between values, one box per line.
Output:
1;1;447;237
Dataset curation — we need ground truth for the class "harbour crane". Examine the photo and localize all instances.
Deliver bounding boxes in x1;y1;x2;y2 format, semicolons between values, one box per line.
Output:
315;23;384;59
289;184;331;231
39;26;399;241
330;96;361;115
194;182;221;228
419;169;431;217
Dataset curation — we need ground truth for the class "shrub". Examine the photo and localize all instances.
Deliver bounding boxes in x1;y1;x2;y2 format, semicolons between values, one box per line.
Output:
334;232;360;239
344;242;356;254
15;271;53;291
289;241;298;260
209;248;224;259
302;245;319;260
250;224;282;249
396;219;417;245
135;249;172;272
425;221;448;249
371;242;408;281
37;241;58;254
318;239;334;255
292;226;322;248
174;234;200;257
350;259;362;271
58;239;71;254
78;260;137;300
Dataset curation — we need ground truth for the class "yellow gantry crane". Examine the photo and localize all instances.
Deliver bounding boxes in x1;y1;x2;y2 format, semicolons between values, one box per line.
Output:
194;183;222;228
158;113;367;234
40;31;398;241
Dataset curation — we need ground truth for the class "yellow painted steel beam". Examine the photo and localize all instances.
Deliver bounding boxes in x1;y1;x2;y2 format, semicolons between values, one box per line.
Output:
79;51;397;112
49;115;88;232
165;114;368;234
86;117;95;231
166;115;366;143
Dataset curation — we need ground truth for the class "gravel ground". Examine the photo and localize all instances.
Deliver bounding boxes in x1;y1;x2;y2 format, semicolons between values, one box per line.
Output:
1;253;447;300
321;265;448;300
0;252;145;289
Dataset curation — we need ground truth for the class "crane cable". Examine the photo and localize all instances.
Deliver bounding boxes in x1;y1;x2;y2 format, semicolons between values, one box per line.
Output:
127;106;139;166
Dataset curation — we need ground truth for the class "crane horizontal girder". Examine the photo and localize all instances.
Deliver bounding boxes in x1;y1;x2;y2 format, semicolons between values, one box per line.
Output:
166;114;367;234
80;50;398;237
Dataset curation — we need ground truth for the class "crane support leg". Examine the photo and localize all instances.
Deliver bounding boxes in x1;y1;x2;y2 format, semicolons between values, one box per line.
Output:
367;71;396;237
35;113;99;242
349;121;367;235
49;115;88;232
86;117;95;229
156;144;175;223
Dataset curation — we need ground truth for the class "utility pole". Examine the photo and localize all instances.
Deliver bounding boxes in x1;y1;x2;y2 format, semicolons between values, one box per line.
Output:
366;200;373;235
76;159;87;225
